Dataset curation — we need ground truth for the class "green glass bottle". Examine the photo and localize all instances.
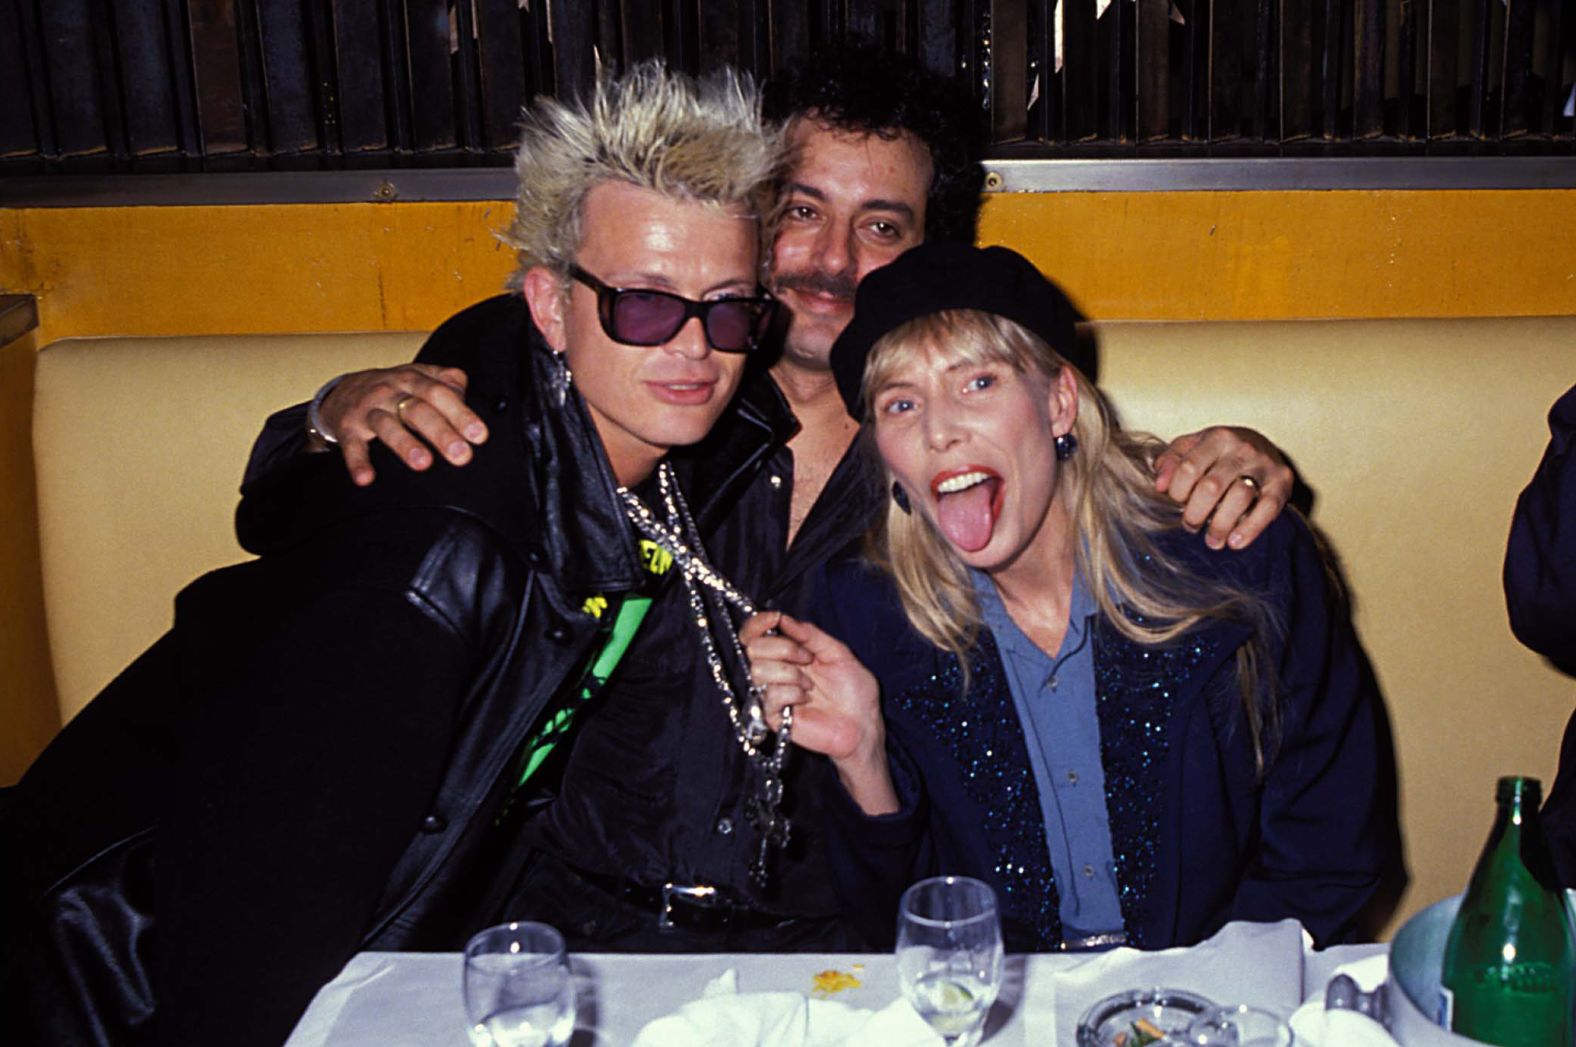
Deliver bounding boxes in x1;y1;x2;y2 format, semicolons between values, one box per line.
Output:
1439;776;1574;1047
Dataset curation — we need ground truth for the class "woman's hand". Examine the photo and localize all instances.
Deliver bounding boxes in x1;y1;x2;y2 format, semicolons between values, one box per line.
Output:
741;612;899;815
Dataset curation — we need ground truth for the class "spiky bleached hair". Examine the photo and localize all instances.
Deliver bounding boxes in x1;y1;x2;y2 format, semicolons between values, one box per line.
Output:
503;60;781;290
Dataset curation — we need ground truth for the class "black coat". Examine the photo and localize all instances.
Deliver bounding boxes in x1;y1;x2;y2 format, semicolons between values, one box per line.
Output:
1;296;791;1046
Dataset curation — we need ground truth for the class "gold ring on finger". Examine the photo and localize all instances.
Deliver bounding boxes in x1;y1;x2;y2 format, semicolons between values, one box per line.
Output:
395;394;415;420
1236;474;1260;494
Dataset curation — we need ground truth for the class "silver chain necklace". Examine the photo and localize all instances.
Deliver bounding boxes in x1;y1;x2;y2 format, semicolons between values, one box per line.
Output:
617;462;794;887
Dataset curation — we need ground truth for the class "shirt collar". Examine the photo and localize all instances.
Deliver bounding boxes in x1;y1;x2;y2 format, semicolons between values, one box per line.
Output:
970;566;1097;658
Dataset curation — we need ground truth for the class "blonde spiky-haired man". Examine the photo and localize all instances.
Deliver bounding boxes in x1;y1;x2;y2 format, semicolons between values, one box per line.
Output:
3;60;791;1045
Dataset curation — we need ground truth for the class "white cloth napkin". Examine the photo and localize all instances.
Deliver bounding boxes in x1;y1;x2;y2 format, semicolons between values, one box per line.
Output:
1027;919;1309;1046
630;968;944;1047
1288;954;1398;1047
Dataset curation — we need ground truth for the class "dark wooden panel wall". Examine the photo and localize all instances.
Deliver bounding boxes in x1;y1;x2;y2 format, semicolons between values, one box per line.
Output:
1;0;1570;175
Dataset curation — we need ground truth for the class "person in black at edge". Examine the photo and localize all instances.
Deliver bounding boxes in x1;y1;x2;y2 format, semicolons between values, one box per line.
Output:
1505;381;1576;886
236;43;1302;954
1;62;783;1046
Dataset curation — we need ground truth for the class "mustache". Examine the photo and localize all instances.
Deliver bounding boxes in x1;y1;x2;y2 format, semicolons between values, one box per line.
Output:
772;269;858;301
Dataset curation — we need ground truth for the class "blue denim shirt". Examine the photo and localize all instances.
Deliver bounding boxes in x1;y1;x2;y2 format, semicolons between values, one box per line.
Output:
970;570;1124;938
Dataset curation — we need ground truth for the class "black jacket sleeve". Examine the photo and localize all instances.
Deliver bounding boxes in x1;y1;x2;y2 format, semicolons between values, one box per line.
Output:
155;569;473;1047
1505;382;1576;672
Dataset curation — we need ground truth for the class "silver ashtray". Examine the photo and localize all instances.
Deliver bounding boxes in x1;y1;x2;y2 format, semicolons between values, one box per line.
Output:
1077;987;1217;1047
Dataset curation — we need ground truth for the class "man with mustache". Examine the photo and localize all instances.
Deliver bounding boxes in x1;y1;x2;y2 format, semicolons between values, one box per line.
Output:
243;46;1293;951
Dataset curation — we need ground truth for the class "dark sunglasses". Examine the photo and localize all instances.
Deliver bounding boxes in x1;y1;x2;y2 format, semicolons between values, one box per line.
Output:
569;265;776;354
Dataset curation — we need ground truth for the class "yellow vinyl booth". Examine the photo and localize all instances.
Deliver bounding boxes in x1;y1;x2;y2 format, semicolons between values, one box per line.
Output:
25;314;1576;936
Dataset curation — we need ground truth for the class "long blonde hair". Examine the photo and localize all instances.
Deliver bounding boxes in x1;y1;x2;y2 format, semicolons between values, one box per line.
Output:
863;309;1282;772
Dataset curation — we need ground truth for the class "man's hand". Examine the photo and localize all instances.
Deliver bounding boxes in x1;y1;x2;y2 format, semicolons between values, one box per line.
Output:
314;364;487;486
1154;426;1294;551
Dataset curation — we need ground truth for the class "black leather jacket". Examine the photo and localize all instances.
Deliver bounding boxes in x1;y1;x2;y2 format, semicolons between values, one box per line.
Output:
1;296;794;1045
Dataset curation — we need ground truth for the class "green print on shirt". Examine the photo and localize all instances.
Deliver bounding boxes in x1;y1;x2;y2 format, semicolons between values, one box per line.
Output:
512;539;674;789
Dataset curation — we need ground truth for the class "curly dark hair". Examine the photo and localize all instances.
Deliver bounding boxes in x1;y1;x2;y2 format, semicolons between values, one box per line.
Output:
763;44;984;245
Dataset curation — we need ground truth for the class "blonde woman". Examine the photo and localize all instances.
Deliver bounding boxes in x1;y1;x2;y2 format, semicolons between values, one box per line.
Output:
742;242;1395;952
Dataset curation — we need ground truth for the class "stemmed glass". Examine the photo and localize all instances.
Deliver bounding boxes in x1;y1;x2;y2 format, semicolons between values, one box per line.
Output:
462;921;576;1047
896;875;1006;1046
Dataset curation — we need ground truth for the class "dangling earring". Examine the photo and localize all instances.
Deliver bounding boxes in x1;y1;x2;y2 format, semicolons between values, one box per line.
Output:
548;349;573;407
1054;432;1079;461
891;482;912;514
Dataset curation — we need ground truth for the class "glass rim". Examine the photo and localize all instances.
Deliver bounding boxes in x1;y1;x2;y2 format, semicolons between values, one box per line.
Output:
463;920;567;966
898;874;1000;929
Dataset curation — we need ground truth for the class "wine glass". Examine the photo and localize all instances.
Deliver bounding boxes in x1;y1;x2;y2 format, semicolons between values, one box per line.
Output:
896;875;1005;1046
462;921;576;1047
1180;1003;1295;1046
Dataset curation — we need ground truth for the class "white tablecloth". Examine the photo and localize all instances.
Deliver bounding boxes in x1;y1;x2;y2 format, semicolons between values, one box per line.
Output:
285;919;1384;1046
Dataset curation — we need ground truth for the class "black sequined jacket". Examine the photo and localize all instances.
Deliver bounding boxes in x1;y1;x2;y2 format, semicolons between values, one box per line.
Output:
814;513;1398;952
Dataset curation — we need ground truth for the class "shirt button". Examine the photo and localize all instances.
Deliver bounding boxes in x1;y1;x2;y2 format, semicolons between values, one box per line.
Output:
1066;770;1079;784
1048;675;1060;691
769;474;783;489
715;817;734;836
1082;864;1096;878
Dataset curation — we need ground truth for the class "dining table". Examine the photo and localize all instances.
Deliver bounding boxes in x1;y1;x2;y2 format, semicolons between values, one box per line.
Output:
285;918;1389;1046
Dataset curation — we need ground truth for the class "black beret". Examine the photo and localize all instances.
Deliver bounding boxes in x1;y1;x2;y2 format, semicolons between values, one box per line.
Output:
830;242;1091;420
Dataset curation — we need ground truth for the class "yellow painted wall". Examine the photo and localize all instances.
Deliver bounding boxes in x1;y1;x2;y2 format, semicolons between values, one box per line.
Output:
1;187;1573;785
979;189;1576;321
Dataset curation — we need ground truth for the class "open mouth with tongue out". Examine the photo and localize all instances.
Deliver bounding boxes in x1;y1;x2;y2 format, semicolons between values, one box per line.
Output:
930;467;1005;553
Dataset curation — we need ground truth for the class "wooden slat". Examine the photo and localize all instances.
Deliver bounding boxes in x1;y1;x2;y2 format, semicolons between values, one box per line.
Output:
11;0;55;159
1318;0;1342;140
331;0;390;154
698;0;744;73
617;0;665;65
474;0;526;150
1427;0;1459;138
548;0;596;101
85;0;130;162
1104;0;1133;141
1352;0;1383;138
231;0;273;163
39;0;107;156
1211;0;1244;140
916;0;959;80
449;0;482;149
522;0;556;99
0;0;38;157
769;0;811;68
159;0;200;160
990;0;1029;142
1281;0;1315;140
729;0;770;77
1499;0;1536;137
1026;0;1056;141
255;0;318;153
1250;0;1274;141
669;0;700;73
187;0;249;155
1537;0;1569;138
404;0;456;151
1137;0;1171;142
1062;0;1098;140
1466;0;1493;137
1179;0;1209;141
1395;0;1419;139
